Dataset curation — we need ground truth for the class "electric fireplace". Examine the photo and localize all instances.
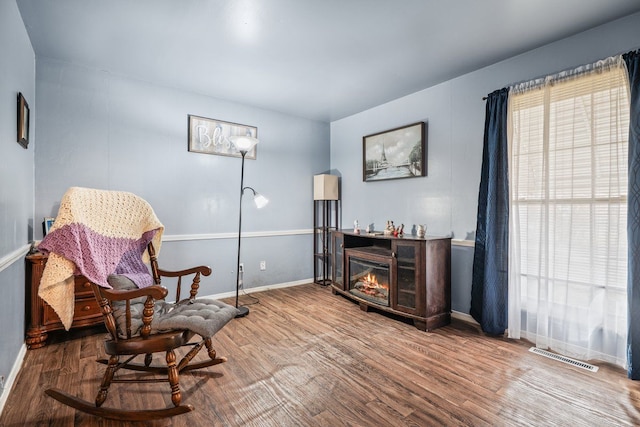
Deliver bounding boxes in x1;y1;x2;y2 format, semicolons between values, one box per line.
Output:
348;256;390;307
332;231;452;332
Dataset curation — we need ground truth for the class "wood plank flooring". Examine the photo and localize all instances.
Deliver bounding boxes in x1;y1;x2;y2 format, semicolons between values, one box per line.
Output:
2;283;640;426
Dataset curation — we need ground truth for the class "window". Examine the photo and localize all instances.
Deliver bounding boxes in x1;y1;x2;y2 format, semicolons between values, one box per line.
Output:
508;59;630;366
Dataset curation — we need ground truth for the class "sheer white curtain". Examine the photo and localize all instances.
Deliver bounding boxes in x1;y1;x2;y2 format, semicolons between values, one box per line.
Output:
507;56;630;367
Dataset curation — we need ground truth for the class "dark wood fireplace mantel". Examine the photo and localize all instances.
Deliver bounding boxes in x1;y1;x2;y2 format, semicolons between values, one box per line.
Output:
331;230;451;331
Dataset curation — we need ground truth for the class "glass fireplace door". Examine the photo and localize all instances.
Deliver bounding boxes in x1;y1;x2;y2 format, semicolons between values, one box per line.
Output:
393;241;422;315
347;255;392;307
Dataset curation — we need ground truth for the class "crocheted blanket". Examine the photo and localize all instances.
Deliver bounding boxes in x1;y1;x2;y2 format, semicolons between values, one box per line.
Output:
38;187;164;330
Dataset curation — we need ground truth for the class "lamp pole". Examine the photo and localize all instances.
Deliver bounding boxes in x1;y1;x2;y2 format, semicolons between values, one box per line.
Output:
235;150;250;318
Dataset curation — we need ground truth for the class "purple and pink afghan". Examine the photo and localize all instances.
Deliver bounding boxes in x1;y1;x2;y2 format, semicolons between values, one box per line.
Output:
38;187;164;330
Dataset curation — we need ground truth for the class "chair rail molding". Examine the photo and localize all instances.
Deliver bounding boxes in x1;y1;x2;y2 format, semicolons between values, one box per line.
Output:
0;244;31;274
162;229;313;242
161;230;474;247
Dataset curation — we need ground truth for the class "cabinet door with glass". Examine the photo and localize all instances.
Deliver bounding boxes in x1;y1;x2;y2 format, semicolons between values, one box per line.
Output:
392;240;424;316
331;231;344;290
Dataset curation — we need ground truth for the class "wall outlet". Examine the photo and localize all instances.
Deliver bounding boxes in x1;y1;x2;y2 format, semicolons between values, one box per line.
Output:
0;375;4;389
260;260;266;271
239;263;244;273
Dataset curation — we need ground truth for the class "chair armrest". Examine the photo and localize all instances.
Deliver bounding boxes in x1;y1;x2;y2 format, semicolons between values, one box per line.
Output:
99;285;169;301
157;266;212;278
156;266;212;301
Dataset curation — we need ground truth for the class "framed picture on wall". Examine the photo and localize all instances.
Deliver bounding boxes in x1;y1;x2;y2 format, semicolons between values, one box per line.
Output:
17;92;30;149
363;121;427;182
187;115;258;159
43;217;55;236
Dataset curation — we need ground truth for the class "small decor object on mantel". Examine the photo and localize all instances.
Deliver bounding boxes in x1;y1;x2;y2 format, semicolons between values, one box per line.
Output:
363;121;426;182
17;92;30;149
383;220;395;236
187;115;258;159
417;224;426;238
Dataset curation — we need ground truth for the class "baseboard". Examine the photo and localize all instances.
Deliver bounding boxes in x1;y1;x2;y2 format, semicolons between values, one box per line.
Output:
201;278;313;300
0;343;27;417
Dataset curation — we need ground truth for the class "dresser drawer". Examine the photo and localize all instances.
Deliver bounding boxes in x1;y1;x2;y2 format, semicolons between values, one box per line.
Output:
74;277;95;297
43;295;102;326
72;297;102;321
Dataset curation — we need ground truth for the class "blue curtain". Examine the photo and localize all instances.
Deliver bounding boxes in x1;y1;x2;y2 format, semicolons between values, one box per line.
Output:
470;88;510;335
624;49;640;379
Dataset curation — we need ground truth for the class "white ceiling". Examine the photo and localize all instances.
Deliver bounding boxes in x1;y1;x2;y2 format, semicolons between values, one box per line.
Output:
16;0;640;123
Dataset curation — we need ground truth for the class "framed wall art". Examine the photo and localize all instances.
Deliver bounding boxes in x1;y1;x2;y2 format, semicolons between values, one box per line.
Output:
363;121;426;182
17;92;30;149
187;115;258;159
43;217;55;235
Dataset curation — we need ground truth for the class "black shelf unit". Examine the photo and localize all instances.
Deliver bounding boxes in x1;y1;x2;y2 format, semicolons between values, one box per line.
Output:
313;199;339;285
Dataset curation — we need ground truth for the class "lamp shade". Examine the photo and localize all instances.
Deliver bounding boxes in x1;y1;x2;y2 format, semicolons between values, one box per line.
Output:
314;174;339;200
229;135;259;153
253;193;269;209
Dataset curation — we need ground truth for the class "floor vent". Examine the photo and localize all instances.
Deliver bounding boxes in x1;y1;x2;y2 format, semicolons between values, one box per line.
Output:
529;347;599;372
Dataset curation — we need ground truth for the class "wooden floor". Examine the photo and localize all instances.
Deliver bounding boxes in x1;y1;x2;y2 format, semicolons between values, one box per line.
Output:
2;283;640;426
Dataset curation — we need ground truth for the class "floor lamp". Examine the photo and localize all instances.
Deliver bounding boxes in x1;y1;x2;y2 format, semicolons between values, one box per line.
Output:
230;135;268;318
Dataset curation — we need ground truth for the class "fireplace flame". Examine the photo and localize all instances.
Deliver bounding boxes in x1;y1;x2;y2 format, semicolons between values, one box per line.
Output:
359;273;388;292
350;266;390;306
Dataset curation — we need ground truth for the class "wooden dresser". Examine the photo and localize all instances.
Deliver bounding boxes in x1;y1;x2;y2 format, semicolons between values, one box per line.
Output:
25;252;103;349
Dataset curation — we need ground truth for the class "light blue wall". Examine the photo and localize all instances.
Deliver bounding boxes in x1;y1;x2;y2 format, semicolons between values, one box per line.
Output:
35;58;330;296
6;7;640;395
0;0;35;399
330;12;640;314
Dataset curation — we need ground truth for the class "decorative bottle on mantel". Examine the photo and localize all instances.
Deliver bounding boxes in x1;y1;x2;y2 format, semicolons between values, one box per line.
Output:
383;220;395;236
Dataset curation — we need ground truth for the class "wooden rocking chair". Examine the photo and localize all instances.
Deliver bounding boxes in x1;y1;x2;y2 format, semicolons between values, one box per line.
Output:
45;242;238;421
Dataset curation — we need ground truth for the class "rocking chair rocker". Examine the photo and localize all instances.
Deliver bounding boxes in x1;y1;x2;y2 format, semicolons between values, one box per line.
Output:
38;187;238;421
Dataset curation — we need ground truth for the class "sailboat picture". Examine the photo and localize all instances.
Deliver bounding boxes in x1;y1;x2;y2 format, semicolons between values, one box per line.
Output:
363;121;427;182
